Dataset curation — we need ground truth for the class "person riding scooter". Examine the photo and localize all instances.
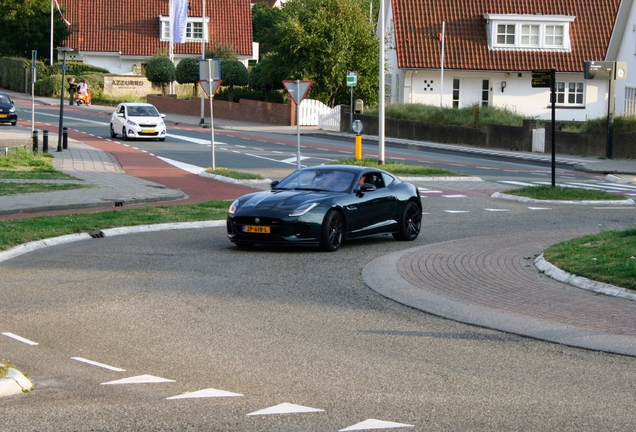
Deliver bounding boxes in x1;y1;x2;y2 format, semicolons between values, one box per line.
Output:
76;80;92;106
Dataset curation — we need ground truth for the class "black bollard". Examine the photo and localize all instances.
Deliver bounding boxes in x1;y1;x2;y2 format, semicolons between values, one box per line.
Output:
32;130;38;152
62;127;68;150
42;130;49;153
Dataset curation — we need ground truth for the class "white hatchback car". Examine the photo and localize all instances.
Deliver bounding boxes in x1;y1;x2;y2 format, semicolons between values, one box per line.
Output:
109;103;167;141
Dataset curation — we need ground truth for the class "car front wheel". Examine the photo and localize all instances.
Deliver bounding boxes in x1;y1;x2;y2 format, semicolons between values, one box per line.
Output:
393;201;421;241
122;127;129;141
109;123;117;138
320;209;344;252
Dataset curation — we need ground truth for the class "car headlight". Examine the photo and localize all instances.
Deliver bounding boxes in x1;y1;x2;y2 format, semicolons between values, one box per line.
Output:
9;107;15;113
289;202;319;217
228;199;239;214
126;119;138;127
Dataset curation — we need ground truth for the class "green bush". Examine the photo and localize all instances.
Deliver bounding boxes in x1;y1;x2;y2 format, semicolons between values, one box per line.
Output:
0;57;30;92
215;86;285;103
145;56;176;96
35;74;63;97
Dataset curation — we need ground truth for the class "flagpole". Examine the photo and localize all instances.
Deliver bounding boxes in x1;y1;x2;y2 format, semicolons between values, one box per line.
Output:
200;0;206;125
50;0;53;65
169;0;174;94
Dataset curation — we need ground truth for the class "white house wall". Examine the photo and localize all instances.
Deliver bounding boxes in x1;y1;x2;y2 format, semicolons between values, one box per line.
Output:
613;0;636;116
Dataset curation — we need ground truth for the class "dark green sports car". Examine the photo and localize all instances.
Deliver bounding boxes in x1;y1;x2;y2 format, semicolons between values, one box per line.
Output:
226;165;422;251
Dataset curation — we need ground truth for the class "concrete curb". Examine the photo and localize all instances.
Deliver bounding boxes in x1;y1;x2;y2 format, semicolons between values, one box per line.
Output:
0;367;33;398
491;191;635;205
534;254;636;301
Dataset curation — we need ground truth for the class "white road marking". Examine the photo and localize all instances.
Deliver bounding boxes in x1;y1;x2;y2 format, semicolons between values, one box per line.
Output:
442;194;467;198
485;208;510;212
340;419;414;431
444;210;470;213
156;156;206;174
2;332;38;346
71;357;125;372
593;207;634;210
101;374;175;385
529;207;552;210
167;388;243;400
247;403;324;416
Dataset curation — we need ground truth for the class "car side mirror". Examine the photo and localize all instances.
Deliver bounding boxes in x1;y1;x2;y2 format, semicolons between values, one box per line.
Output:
160;114;166;118
360;183;376;192
270;180;280;189
117;112;124;118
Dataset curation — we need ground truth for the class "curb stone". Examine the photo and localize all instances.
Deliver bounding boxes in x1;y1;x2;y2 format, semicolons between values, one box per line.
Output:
0;366;33;398
491;191;635;205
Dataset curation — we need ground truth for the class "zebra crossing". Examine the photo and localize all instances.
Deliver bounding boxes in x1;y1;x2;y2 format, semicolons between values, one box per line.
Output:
499;180;636;196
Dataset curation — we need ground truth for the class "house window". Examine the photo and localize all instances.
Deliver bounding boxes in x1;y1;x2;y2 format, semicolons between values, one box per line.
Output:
545;25;564;47
481;80;490;107
625;87;636;115
496;24;515;45
160;16;208;42
555;81;584;106
452;79;460;109
485;14;574;51
520;25;540;47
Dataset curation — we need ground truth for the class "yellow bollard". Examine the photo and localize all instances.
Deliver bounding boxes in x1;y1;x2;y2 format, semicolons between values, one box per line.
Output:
355;134;362;160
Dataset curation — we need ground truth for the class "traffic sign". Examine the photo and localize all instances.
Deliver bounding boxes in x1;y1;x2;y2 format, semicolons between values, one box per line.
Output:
583;61;613;80
199;58;221;81
531;69;553;88
283;80;312;104
352;120;363;134
198;79;222;98
346;71;357;87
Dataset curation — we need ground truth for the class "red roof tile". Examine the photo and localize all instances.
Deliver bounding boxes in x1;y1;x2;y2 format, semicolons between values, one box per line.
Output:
391;0;620;72
60;0;253;57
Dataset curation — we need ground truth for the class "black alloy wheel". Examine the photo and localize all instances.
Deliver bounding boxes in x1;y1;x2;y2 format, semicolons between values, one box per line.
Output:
109;124;117;138
320;209;344;252
393;201;422;241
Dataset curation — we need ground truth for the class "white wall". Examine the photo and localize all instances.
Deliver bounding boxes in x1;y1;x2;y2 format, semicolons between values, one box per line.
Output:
613;0;636;116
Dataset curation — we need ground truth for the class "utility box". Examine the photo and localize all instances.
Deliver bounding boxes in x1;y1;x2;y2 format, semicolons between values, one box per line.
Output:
354;99;364;114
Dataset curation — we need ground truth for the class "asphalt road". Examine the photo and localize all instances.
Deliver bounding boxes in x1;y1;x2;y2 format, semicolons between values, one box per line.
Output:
2;194;635;431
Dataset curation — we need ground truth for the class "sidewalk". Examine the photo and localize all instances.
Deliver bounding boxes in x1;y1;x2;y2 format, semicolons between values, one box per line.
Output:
1;91;636;369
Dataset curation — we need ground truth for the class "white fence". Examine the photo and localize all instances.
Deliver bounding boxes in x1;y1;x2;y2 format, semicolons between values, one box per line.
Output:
299;99;342;131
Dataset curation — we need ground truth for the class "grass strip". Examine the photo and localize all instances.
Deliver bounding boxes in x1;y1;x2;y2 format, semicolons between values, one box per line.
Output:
506;185;623;201
0;182;92;196
0;201;230;251
544;227;636;290
331;158;463;177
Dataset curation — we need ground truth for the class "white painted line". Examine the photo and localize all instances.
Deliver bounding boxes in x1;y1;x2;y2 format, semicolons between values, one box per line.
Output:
70;357;126;372
156;156;206;174
2;332;38;346
528;207;552;210
442;194;467;198
485;208;510;212
443;210;470;213
167;388;243;400
247;403;324;416
420;190;443;194
530;172;548;176
340;419;414;431
499;181;534;187
593;207;634;210
101;374;175;385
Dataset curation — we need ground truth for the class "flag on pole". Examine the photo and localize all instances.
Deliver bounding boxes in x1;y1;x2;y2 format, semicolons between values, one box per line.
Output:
172;0;189;43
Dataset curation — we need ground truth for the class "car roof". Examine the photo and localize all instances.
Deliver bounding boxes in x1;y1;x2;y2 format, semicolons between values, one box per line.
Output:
300;165;385;174
119;103;155;107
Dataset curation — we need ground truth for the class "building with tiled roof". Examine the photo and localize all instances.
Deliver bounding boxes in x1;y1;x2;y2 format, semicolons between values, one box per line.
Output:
57;0;255;75
384;0;636;119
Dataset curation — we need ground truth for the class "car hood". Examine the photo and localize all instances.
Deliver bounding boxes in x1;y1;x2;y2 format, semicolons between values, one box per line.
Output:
236;189;338;215
127;115;163;123
0;102;14;111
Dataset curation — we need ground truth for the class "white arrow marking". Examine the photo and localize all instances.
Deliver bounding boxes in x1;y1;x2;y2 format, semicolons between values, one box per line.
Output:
2;332;38;346
339;418;414;430
246;403;324;416
167;388;243;400
442;194;467;198
101;374;175;385
71;357;125;372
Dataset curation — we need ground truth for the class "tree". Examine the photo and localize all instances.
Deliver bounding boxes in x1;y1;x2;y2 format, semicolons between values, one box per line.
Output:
145;56;176;96
252;2;282;59
262;0;379;108
205;43;238;61
0;0;72;61
175;57;200;97
221;60;249;103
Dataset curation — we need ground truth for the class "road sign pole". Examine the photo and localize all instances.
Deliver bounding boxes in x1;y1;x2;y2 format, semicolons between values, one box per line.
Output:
550;68;556;187
350;87;353;133
208;60;215;170
296;79;301;170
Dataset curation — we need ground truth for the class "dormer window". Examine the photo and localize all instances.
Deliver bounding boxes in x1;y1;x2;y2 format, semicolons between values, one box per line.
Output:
485;14;575;51
159;16;209;42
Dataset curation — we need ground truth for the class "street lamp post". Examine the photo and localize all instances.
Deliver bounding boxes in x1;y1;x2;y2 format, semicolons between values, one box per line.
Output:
57;47;73;151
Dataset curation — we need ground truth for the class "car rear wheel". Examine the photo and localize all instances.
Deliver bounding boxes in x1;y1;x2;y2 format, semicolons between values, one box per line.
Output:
109;124;117;138
393;201;421;241
320;209;344;252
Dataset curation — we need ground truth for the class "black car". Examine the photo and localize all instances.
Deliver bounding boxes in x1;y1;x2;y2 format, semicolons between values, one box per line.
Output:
0;92;17;126
227;165;423;251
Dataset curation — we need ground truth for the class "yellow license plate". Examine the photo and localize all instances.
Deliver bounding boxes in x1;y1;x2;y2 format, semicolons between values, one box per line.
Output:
243;225;270;234
0;114;7;118
142;129;154;133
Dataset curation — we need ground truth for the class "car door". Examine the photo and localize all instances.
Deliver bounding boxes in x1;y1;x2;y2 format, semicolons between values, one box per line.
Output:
346;172;398;235
112;104;125;130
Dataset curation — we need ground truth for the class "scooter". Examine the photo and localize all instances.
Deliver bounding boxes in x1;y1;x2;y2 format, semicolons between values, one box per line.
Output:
76;88;92;106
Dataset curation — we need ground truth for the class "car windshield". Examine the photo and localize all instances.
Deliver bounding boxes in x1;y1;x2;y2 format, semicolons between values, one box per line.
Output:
128;105;159;117
0;94;10;104
275;169;356;193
